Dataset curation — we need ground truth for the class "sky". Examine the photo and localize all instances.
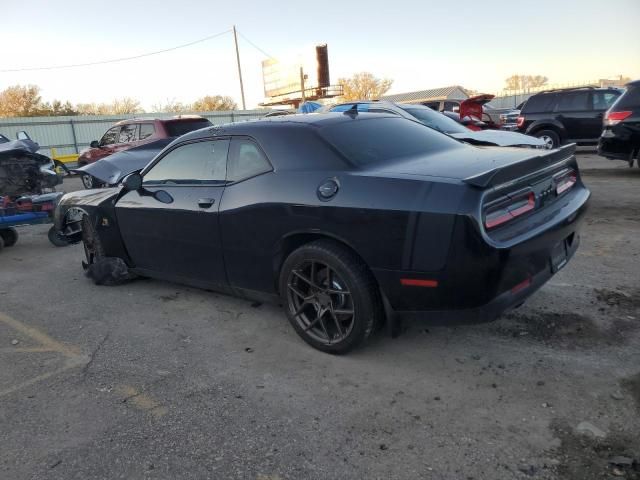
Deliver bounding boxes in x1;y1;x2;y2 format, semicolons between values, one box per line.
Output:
1;0;639;111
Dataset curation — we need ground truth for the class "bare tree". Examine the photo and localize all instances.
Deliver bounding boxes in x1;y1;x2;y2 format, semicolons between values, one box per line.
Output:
152;98;191;113
192;95;237;111
504;75;549;92
0;85;44;117
338;72;393;101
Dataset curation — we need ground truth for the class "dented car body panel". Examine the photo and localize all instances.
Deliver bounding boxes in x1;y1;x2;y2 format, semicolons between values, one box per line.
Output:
55;113;589;323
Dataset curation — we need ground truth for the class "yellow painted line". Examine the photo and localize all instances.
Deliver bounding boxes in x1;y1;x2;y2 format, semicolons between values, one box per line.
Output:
0;357;85;398
0;312;81;357
115;385;168;418
0;311;86;398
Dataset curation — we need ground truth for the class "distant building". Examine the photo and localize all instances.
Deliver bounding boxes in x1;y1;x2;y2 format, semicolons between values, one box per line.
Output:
381;85;469;108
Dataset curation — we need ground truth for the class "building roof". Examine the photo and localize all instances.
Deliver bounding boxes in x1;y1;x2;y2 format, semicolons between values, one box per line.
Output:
381;85;469;103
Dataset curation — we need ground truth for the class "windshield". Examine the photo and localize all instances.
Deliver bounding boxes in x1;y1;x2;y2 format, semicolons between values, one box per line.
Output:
320;116;459;167
400;106;469;134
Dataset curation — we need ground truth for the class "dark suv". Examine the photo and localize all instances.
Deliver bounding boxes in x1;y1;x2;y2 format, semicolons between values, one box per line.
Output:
516;87;622;149
598;80;640;166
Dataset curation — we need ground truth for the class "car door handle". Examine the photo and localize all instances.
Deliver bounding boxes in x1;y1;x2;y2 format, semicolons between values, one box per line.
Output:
198;198;216;208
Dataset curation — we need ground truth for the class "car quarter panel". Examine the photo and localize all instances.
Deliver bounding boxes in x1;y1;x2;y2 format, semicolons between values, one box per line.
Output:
218;171;464;295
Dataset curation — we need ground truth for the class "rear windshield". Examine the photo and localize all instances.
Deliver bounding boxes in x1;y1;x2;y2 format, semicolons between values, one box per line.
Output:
522;93;557;113
320;116;458;167
612;85;640;110
401;106;469;134
164;119;212;137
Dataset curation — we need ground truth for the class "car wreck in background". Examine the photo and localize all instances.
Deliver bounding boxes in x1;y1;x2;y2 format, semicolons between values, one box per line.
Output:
0;137;65;249
0;138;60;196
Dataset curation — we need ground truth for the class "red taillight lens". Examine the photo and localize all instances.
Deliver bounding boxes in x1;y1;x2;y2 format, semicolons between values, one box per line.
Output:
556;170;577;195
605;110;632;125
516;116;525;128
485;192;535;229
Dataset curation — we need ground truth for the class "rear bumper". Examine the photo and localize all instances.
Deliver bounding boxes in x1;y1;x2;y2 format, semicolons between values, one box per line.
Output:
598;133;636;160
390;232;580;325
374;186;589;324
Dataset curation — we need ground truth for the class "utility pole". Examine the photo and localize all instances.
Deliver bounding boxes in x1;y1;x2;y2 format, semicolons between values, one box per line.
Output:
299;66;306;104
232;25;246;110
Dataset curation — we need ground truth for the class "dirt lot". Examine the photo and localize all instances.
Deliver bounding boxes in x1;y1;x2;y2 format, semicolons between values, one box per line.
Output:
0;153;638;480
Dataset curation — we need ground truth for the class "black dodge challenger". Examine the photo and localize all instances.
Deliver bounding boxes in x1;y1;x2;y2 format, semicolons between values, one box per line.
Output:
54;112;589;353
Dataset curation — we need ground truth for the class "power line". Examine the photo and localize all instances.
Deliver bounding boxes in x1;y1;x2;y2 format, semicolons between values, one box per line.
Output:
237;30;275;60
0;29;232;73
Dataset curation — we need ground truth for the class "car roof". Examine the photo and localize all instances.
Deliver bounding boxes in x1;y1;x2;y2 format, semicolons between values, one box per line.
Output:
113;116;207;126
531;86;623;96
176;111;398;142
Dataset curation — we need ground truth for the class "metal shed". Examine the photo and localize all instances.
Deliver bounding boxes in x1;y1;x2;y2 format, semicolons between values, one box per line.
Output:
381;85;469;105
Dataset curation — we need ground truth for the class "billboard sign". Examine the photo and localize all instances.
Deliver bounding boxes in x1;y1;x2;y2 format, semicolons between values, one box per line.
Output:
262;45;330;99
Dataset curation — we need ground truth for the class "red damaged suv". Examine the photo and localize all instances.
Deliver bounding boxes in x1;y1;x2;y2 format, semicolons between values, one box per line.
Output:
77;116;212;188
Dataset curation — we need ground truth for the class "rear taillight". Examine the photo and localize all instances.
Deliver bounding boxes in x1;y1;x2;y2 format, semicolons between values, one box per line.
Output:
516;116;525;128
484;191;535;230
604;110;632;126
555;170;577;195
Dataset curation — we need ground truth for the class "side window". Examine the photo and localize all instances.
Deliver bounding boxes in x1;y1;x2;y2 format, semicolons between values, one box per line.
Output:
143;139;230;185
554;92;589;112
592;91;619;110
522;94;556;113
118;124;138;143
139;123;155;140
227;138;272;183
443;101;459;112
100;126;121;146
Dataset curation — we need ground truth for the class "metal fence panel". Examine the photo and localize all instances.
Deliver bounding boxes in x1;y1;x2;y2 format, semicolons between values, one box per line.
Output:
0;110;269;157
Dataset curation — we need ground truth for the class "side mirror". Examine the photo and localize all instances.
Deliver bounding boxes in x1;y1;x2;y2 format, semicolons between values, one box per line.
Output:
460;116;473;126
90;140;100;148
16;130;31;140
122;172;143;191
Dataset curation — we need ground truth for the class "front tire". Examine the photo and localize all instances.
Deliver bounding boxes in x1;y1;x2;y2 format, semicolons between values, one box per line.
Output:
279;240;383;354
81;174;96;189
534;129;561;149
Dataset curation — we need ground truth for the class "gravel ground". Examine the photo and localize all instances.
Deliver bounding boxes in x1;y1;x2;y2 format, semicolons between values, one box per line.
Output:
0;153;638;480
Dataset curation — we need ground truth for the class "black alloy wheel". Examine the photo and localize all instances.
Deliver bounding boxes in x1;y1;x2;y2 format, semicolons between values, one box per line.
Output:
280;240;382;354
82;215;105;265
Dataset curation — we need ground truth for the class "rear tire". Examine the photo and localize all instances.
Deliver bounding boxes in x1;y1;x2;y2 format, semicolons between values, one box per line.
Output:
534;129;561;149
0;228;18;247
279;239;383;354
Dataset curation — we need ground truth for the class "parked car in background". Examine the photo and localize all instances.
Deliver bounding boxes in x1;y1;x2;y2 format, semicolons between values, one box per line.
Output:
420;99;463;112
77;116;213;188
499;102;525;130
54;113;589;353
327;101;547;148
598;79;640;167
516;87;623;149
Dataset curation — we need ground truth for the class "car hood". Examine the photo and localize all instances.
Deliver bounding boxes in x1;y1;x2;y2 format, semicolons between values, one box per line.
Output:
74;139;172;184
0;139;42;156
450;130;546;147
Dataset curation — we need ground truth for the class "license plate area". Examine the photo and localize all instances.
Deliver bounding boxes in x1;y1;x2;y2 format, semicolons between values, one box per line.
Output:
550;238;569;273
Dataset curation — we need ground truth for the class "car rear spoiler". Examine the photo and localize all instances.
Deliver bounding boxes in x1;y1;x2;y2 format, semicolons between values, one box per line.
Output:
463;144;576;189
